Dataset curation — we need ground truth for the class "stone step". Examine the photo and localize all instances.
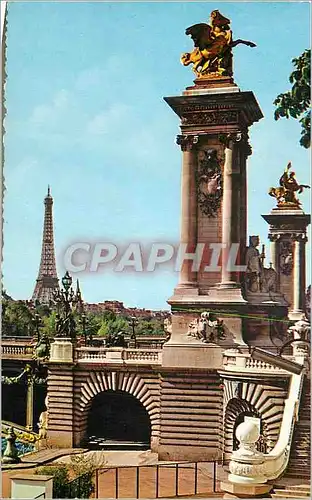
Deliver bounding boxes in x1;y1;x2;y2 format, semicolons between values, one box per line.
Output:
272;489;310;498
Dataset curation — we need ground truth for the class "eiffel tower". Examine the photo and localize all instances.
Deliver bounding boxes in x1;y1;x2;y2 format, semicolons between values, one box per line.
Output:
32;187;59;303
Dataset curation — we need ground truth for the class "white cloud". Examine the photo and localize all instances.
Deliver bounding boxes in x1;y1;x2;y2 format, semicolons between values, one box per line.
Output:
29;89;70;126
86;103;131;136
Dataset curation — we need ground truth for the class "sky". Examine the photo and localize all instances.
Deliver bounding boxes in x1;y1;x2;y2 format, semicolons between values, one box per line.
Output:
2;1;311;310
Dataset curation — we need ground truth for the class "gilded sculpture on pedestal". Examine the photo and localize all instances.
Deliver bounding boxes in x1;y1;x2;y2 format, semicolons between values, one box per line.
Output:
269;161;310;208
181;10;256;78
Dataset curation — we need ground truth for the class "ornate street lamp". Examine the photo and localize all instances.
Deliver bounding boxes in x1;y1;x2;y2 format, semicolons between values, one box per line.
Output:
52;271;79;340
129;316;137;348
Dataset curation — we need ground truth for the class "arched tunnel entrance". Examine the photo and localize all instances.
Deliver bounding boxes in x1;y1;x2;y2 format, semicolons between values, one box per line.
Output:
86;390;151;450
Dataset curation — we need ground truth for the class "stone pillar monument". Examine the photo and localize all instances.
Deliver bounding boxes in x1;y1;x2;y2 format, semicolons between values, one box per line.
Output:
262;162;311;321
163;10;263;366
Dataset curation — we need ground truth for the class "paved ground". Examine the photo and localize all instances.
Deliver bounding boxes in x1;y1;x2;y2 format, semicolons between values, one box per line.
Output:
94;463;223;499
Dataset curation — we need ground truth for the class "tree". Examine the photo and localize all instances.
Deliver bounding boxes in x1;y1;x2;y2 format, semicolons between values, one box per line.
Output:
2;299;34;336
274;49;310;148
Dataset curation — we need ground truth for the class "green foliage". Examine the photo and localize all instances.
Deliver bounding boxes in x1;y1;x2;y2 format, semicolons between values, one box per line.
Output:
274;49;311;148
135;318;165;336
68;453;96;498
36;456;96;499
97;312;129;337
1;289;166;341
2;298;34;336
36;465;70;499
41;310;58;338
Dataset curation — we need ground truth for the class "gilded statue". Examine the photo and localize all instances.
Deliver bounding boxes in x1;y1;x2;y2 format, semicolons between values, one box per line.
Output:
269;162;310;208
181;10;256;78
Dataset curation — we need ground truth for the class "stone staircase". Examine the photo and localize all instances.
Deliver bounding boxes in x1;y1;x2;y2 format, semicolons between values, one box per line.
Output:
284;378;310;480
271;484;310;498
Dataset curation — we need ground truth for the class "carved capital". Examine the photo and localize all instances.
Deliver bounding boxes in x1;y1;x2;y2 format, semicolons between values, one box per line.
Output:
292;233;308;242
268;234;281;242
176;134;199;152
219;130;252;156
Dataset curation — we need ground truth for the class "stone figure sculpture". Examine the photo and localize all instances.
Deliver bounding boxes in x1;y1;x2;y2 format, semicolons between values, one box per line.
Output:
181;10;256;78
38;396;49;440
34;333;50;360
245;236;277;293
187;312;225;343
269;162;310;208
164;317;172;341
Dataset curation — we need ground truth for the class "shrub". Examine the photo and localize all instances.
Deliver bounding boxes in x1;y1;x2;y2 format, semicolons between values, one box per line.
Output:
36;465;69;499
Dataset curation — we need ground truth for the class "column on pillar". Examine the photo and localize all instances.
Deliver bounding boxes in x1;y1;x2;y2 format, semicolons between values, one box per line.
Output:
220;133;244;288
176;134;199;290
269;234;280;290
291;235;307;315
26;376;34;431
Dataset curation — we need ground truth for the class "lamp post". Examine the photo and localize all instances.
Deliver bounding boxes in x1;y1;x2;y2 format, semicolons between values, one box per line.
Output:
80;313;87;346
129;316;137;349
52;271;77;340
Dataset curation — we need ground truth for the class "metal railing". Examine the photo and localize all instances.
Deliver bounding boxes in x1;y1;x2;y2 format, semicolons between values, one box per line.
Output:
67;472;94;499
94;461;219;499
34;493;45;499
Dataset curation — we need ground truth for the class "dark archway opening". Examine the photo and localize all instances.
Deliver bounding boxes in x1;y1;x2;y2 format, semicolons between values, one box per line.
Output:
86;390;151;450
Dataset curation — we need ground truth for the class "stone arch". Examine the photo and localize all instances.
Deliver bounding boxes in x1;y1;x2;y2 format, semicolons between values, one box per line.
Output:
73;371;160;448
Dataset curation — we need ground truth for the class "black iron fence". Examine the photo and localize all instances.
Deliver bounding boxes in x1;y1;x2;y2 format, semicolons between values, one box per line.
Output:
67;472;94;499
95;461;219;499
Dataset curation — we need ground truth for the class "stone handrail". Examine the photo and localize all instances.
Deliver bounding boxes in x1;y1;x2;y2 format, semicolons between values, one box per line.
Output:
75;347;162;364
263;370;305;480
228;347;306;484
1;343;34;358
222;349;293;373
76;347;107;360
1;420;39;444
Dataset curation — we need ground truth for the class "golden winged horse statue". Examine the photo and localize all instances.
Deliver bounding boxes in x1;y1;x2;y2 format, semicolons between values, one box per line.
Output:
181;10;256;78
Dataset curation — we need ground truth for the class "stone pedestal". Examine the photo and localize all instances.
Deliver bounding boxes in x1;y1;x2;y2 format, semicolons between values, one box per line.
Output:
221;481;271;498
47;341;74;448
49;337;73;363
262;209;310;318
162;340;223;369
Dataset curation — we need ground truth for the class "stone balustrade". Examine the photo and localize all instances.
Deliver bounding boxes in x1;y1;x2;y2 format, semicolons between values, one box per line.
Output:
75;347;162;364
222;349;292;373
1;343;34;359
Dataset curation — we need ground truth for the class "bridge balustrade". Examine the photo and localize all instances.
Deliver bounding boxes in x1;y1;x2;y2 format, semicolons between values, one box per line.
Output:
1;342;34;359
75;347;162;364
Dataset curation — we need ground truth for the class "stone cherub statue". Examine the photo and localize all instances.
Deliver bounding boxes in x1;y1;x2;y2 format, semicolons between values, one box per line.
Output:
245;236;277;294
188;312;225;343
181;10;256;78
269;162;310;208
